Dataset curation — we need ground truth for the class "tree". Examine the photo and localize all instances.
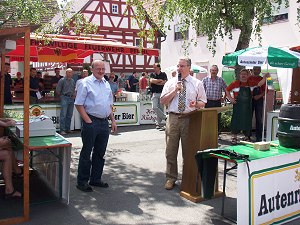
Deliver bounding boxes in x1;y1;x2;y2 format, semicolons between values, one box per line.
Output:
0;0;97;35
0;0;58;29
128;0;295;76
128;0;297;53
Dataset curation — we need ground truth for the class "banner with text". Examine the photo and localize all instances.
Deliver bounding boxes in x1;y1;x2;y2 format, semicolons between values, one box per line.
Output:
237;152;300;225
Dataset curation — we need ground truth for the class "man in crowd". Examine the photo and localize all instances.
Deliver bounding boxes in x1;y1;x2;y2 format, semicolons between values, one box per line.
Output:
126;71;139;92
29;68;40;104
56;68;75;135
202;65;227;138
3;63;13;104
250;66;266;142
118;73;127;90
139;72;148;95
75;69;89;95
75;60;117;192
108;72;119;98
160;57;207;190
171;70;177;78
52;67;63;89
150;63;168;130
36;71;44;93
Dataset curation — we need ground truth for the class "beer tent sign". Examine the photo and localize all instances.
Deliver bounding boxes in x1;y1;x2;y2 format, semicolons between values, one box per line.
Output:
7;34;160;63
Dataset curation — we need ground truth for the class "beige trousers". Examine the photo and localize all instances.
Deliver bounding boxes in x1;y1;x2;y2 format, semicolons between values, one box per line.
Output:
165;113;189;181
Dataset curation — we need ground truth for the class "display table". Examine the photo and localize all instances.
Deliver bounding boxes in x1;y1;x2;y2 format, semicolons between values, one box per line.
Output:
208;144;300;224
8;130;72;204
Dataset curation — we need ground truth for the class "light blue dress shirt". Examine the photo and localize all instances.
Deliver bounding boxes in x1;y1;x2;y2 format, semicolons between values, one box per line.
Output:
75;74;113;118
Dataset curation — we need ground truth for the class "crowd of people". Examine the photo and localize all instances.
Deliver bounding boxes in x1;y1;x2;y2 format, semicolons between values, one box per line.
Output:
0;58;269;198
71;58;269;192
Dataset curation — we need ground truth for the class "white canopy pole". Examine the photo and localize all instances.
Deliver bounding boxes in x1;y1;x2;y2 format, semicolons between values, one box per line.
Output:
262;65;268;141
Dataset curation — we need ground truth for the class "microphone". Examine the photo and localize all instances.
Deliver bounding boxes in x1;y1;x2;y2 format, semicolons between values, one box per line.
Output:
177;73;182;93
178;73;182;81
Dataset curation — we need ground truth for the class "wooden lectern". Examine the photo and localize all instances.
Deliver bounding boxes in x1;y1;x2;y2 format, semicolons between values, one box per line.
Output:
179;106;232;202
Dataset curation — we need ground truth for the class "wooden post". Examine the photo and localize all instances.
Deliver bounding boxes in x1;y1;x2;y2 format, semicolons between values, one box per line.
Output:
0;49;5;117
290;68;300;104
23;28;30;221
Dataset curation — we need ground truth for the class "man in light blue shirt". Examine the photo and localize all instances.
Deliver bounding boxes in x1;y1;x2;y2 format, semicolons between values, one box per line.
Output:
75;60;117;192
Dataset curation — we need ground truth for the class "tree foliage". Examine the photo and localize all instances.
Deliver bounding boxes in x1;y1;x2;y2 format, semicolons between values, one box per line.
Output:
128;0;293;55
0;0;57;28
0;0;97;36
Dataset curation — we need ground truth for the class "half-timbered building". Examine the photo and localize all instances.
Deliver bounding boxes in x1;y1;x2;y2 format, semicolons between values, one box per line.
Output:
63;0;163;74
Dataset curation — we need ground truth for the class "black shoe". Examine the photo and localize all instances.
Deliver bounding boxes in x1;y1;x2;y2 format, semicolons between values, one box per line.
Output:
76;183;93;192
89;181;109;188
159;126;166;131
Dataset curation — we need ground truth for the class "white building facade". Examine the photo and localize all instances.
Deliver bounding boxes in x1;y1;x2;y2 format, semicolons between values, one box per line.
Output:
160;1;300;76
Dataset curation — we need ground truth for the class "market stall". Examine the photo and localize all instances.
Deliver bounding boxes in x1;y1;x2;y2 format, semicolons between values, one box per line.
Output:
207;144;300;224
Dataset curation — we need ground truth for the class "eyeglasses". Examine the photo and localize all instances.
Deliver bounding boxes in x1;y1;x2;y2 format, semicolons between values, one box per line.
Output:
177;65;189;68
93;68;105;71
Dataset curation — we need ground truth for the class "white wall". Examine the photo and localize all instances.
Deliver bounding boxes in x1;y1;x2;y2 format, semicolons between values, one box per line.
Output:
161;1;300;74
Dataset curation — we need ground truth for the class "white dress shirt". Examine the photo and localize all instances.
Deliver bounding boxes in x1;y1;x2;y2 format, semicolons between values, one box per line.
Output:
161;75;207;114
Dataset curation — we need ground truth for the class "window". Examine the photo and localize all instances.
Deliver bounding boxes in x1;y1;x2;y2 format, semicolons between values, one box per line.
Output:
263;13;288;24
174;24;189;41
135;38;142;46
112;4;118;14
263;3;288;24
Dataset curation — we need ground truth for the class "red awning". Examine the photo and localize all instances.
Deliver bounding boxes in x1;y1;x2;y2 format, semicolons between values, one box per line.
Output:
7;34;160;63
290;46;300;53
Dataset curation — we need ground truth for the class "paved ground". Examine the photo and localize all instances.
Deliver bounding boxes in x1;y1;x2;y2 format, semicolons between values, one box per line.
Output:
17;125;299;225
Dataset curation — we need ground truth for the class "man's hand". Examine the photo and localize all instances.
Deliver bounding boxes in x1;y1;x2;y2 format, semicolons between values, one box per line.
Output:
111;121;117;133
176;81;183;92
189;100;197;108
228;96;236;104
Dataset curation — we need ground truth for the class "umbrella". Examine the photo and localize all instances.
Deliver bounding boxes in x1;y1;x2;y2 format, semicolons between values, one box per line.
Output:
222;46;300;141
165;64;207;73
222;46;300;68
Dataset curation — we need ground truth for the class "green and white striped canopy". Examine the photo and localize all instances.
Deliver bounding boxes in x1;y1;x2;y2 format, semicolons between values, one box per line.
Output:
222;46;300;68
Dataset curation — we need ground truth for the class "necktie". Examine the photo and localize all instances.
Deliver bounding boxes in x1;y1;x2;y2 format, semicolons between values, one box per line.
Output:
178;79;186;113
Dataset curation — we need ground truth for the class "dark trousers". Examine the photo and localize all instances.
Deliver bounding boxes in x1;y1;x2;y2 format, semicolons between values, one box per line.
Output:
252;99;263;142
77;116;110;185
205;100;221;134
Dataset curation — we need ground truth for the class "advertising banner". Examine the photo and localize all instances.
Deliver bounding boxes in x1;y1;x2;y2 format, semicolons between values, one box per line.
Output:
139;101;157;125
237;152;300;224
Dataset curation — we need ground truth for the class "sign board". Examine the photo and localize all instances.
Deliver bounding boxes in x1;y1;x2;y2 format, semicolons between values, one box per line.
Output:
139;101;156;124
112;102;140;126
5;102;141;130
237;152;300;224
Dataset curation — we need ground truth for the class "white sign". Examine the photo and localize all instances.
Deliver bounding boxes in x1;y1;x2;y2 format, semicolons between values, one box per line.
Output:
237;152;300;225
112;102;140;126
5;104;62;130
139;101;157;124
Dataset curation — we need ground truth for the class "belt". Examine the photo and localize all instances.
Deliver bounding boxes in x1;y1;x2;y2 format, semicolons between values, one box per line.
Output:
169;112;186;116
88;114;108;121
207;99;221;101
62;94;73;97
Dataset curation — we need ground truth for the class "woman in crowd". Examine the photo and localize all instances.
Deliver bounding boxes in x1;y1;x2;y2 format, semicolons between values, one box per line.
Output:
225;69;268;145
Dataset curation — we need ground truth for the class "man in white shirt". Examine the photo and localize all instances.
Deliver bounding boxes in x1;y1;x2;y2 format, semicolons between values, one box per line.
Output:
160;57;207;190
